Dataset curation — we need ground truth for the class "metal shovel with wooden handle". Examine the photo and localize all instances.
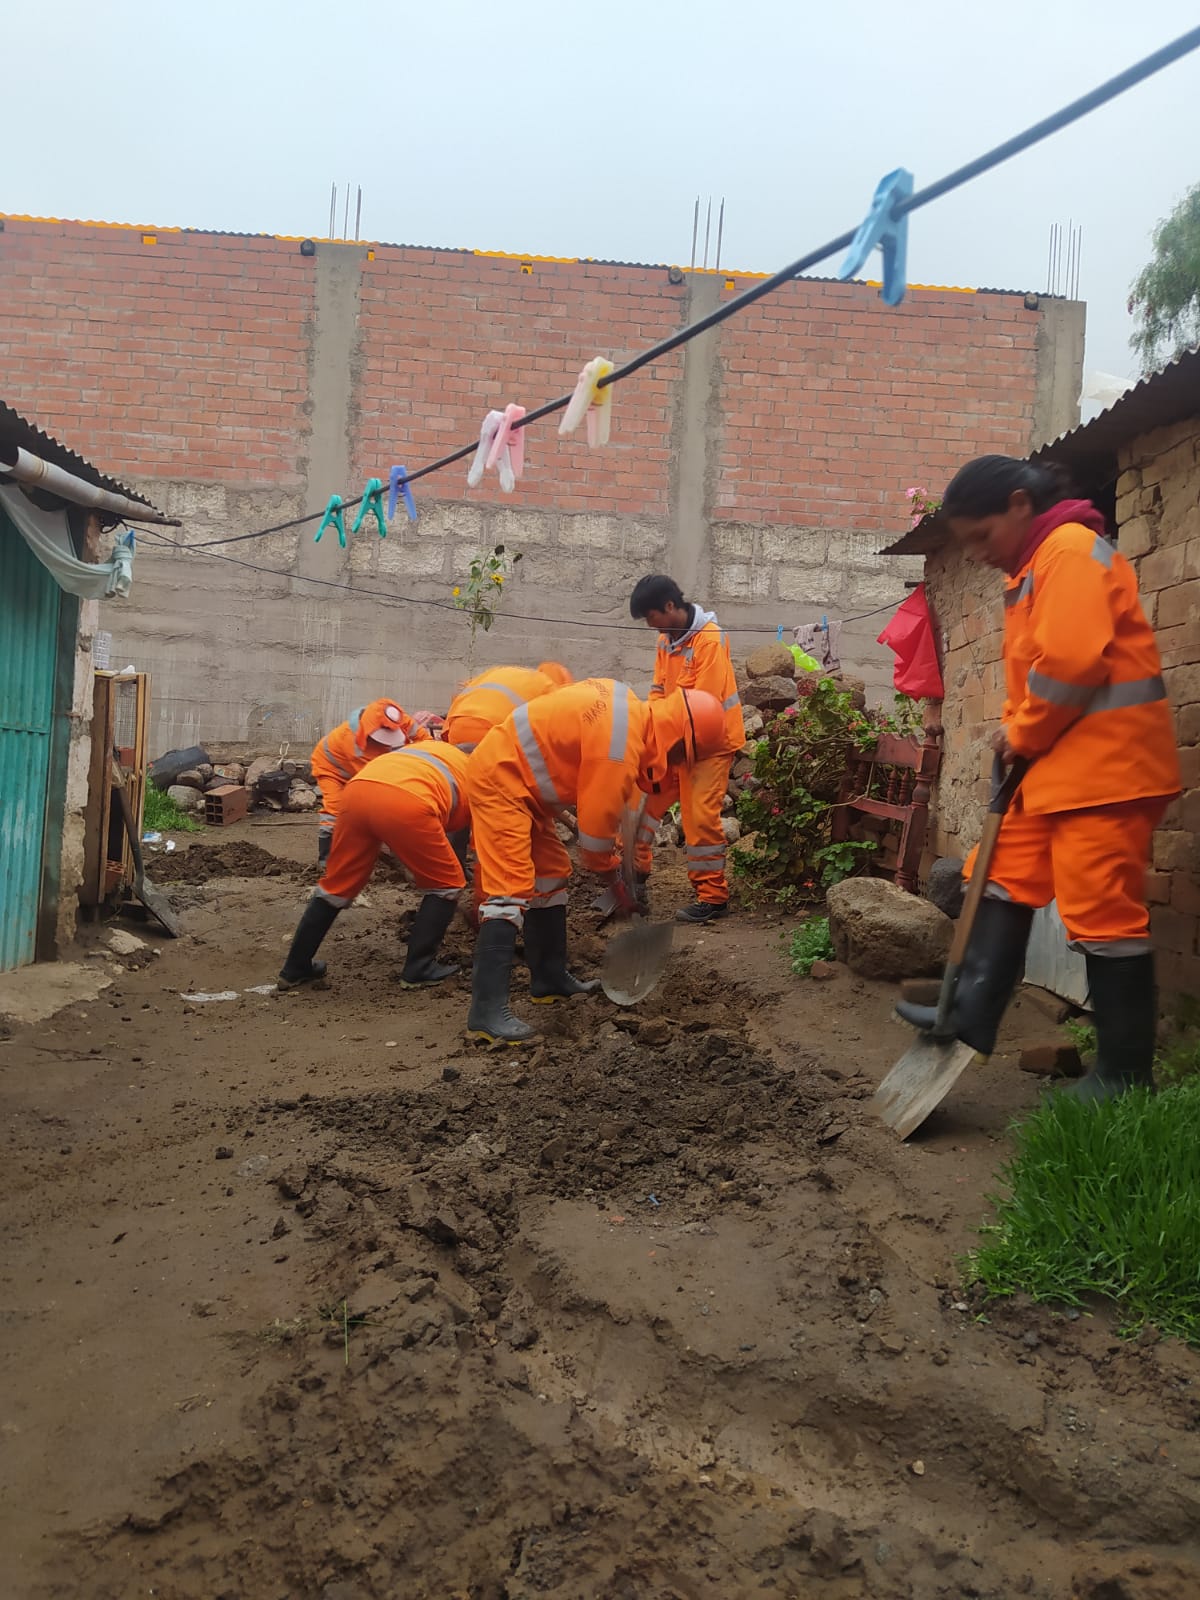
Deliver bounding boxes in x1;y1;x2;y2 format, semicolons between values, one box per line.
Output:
873;754;1028;1138
599;798;674;1006
111;756;181;937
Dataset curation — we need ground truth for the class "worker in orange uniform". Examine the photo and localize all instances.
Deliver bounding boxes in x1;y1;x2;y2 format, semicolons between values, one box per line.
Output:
310;699;428;865
628;576;744;923
445;662;573;751
896;456;1181;1103
278;742;471;991
464;679;728;1044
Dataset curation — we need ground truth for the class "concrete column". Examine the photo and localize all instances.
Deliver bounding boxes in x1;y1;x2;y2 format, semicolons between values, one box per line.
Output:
667;274;723;597
1030;297;1086;449
296;244;369;582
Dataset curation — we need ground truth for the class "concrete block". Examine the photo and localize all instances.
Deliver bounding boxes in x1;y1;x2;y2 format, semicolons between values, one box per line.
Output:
826;530;894;572
775;567;844;606
1165;662;1200;707
1156;578;1200;630
713;559;773;603
711;524;756;560
760;526;830;567
378;540;446;578
1153;829;1197;874
558;513;626;551
1118;515;1155;560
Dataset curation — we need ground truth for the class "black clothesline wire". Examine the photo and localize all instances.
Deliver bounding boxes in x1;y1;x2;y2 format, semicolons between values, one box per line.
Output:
129;523;902;633
145;23;1200;554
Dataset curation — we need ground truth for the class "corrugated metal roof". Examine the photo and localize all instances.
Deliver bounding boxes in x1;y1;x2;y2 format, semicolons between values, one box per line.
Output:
0;401;157;509
881;346;1200;558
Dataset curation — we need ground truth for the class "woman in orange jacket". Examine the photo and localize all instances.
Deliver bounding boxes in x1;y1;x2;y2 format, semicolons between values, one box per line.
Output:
464;679;727;1044
278;741;471;992
897;455;1181;1102
310;698;428;865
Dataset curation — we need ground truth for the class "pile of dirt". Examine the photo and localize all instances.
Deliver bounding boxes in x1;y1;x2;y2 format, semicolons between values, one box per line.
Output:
150;840;310;885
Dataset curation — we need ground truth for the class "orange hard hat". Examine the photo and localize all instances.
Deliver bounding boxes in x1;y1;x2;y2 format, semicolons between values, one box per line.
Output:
538;661;572;687
679;688;726;761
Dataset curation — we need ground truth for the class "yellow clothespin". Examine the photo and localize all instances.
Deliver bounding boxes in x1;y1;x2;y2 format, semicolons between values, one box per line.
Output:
559;356;614;447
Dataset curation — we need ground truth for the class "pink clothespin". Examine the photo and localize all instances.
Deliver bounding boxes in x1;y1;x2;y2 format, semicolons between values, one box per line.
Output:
486;403;526;490
559;356;614;447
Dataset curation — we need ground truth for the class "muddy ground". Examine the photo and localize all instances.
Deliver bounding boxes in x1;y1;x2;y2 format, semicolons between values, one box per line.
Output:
2;815;1199;1600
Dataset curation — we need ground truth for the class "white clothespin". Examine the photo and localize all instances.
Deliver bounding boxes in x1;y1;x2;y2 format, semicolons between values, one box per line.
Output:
559;356;614;447
486;403;526;493
467;411;505;488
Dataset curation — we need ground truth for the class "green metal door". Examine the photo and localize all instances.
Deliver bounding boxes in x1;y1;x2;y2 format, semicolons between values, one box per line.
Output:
0;508;61;970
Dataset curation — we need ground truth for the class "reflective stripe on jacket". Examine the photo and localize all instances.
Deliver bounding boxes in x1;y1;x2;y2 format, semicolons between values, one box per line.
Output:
649;606;743;753
1003;522;1180;813
346;741;472;832
444;665;561;747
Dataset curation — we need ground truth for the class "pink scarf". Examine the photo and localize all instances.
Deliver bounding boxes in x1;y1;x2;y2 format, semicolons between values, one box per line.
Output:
1007;498;1107;575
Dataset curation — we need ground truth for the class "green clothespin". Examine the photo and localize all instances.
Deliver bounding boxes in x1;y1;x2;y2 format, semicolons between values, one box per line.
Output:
315;493;346;547
351;478;387;539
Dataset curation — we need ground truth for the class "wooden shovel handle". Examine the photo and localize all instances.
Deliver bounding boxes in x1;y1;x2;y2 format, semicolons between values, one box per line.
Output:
946;755;1029;966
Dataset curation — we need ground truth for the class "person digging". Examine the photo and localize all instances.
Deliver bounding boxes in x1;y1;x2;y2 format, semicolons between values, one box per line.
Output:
278;742;472;992
895;455;1180;1103
464;678;728;1044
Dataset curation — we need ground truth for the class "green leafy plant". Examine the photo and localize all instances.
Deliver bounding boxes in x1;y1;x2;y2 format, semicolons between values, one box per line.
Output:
144;782;203;834
878;692;924;739
812;838;877;888
1156;1028;1200;1088
788;915;835;976
1062;1016;1097;1060
965;1081;1200;1345
452;543;523;642
731;677;880;904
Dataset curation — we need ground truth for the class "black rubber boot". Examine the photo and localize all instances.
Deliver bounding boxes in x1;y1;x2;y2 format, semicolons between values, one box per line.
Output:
1066;951;1157;1103
278;896;340;989
399;895;460;988
524;905;601;1003
317;830;331;867
467;919;536;1044
676;900;730;925
894;898;1034;1055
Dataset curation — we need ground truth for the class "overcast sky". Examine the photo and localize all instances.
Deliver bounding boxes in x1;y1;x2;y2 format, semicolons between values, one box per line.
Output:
9;2;1200;408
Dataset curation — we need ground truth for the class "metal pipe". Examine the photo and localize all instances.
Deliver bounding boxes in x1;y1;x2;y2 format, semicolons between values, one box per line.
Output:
715;197;725;272
0;445;180;525
690;197;699;271
355;185;362;241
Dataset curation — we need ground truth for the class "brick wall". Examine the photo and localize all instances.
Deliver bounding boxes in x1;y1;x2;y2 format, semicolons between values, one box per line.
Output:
1115;417;1200;999
0;215;1080;749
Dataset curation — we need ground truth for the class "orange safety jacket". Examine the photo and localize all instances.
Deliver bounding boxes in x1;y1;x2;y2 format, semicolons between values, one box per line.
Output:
470;678;696;873
347;740;471;831
311;699;428;788
444;666;562;749
1002;523;1180;813
649;605;743;754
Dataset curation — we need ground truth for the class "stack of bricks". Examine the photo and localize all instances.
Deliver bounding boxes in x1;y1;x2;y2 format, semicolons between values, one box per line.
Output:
1115;416;1200;1000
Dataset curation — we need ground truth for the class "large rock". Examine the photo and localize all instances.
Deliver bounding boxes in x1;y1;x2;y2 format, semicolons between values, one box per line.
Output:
166;784;205;813
742;676;797;712
741;708;765;739
926;857;965;920
826;877;952;980
174;769;205;791
244;756;278;791
286;783;319;812
744;642;796;681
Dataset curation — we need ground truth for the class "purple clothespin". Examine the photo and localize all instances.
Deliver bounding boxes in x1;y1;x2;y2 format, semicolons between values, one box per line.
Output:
387;464;417;523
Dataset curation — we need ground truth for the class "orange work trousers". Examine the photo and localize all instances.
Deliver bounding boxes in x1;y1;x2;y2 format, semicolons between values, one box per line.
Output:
468;758;571;927
636;753;734;905
316;778;466;909
965;796;1168;953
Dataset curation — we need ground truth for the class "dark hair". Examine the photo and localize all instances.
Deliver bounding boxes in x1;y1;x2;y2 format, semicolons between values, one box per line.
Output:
942;455;1074;519
630;574;685;619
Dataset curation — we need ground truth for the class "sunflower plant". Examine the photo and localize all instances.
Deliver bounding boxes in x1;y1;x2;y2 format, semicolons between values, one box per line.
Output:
452;544;523;644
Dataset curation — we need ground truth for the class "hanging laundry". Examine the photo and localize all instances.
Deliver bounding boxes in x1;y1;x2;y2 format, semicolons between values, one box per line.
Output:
793;619;842;675
559;356;615;447
877;585;944;699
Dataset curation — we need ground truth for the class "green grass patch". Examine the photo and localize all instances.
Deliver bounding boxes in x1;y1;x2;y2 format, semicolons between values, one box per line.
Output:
966;1080;1200;1345
143;782;204;834
787;915;834;977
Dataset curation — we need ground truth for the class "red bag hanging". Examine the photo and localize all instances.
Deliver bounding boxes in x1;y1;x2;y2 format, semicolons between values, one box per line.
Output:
877;584;944;699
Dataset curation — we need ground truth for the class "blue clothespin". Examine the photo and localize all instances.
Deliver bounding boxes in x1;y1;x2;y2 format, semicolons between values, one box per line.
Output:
315;493;346;547
351;477;387;538
776;624;784;642
387;464;417;523
838;168;912;306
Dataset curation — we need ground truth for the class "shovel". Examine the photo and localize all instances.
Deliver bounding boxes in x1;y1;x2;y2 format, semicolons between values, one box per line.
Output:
111;757;182;937
873;754;1028;1138
600;799;674;1006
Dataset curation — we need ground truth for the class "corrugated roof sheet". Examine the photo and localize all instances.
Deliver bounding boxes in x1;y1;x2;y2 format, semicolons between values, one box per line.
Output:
881;345;1200;558
0;401;157;509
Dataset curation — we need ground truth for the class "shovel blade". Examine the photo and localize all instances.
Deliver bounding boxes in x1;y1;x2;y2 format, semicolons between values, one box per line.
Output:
873;1034;979;1139
600;920;674;1006
134;874;181;938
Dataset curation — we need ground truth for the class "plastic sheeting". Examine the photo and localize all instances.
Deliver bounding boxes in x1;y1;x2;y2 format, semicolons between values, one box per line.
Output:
0;483;133;599
877;584;944;699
